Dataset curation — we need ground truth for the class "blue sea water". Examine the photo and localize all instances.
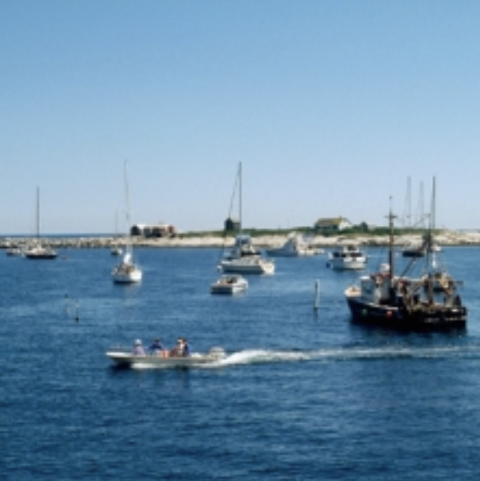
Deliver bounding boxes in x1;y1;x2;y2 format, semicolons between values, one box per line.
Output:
2;246;480;480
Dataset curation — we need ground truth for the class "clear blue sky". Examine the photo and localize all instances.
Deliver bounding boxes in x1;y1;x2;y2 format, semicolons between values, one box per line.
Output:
2;0;480;234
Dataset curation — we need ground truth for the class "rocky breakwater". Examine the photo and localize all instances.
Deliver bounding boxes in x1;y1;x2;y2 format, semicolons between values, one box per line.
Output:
1;230;480;250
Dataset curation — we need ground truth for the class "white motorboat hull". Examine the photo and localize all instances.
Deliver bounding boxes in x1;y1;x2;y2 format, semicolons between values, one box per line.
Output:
266;247;321;257
220;258;275;275
106;348;226;367
328;257;367;270
210;275;248;294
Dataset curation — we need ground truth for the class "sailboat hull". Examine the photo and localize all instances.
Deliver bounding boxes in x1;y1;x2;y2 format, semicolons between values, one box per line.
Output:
112;268;142;283
25;252;58;260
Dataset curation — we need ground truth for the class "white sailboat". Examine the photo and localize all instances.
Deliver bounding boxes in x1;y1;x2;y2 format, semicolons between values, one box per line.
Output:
112;161;142;283
218;163;275;275
24;187;58;260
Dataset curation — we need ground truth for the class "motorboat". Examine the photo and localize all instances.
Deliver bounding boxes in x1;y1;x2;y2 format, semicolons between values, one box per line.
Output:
266;232;323;257
6;246;23;256
210;274;248;294
219;256;275;275
106;347;227;368
401;242;426;258
110;246;122;256
112;252;142;283
328;244;367;270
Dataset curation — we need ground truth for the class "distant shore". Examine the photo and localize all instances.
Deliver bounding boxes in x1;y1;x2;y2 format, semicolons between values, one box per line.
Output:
2;230;480;249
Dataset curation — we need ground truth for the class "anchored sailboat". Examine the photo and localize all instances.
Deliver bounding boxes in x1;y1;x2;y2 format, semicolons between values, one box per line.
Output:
24;187;58;260
112;161;142;283
218;163;274;275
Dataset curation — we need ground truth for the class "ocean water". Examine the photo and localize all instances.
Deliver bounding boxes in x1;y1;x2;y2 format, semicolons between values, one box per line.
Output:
2;245;480;480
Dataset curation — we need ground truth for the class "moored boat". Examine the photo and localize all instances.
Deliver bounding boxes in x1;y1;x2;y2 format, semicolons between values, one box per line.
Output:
266;232;323;257
24;187;58;260
210;274;248;294
112;161;142;284
328;244;367;270
218;163;275;275
401;242;426;258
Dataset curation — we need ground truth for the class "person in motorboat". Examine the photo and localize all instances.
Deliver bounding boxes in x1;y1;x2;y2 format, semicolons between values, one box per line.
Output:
182;338;190;357
169;338;190;357
132;339;145;356
148;338;164;356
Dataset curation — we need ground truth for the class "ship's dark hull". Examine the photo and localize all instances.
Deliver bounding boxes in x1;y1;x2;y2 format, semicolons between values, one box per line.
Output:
346;295;467;331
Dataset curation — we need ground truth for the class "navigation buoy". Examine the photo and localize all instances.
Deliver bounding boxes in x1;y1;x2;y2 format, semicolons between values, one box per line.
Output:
313;280;320;311
65;294;69;316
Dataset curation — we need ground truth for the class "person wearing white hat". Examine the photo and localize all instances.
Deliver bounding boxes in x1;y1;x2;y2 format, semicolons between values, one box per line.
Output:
132;339;145;356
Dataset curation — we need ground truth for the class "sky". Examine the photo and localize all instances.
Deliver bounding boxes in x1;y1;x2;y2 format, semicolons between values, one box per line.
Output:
2;0;480;234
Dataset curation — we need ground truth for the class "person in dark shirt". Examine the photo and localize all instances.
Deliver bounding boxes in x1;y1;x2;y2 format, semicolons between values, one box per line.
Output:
182;338;190;357
148;338;163;355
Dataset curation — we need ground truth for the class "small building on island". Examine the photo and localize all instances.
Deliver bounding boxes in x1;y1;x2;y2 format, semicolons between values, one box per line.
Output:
314;217;353;232
130;223;177;238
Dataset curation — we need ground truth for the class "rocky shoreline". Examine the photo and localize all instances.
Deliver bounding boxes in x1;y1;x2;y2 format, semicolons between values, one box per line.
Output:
2;230;480;250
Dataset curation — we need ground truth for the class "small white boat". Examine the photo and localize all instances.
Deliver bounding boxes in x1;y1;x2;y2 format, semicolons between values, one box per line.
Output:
6;246;23;256
328;244;367;270
112;252;142;283
220;256;275;275
401;242;426;258
25;245;58;260
106;347;226;368
266;232;323;257
110;246;123;256
211;274;248;294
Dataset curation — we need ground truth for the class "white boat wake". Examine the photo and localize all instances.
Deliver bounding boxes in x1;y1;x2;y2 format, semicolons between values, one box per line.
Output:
204;344;480;368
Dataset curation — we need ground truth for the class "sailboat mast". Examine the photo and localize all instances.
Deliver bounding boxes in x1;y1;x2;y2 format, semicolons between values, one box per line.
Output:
239;162;242;232
124;160;132;254
430;177;436;232
36;186;40;239
388;210;395;281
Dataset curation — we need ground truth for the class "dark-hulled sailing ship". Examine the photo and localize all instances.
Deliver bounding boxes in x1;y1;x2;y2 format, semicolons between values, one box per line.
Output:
344;181;466;330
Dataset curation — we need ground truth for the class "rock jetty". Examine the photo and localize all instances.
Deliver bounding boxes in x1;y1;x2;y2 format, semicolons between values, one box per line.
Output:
1;230;480;250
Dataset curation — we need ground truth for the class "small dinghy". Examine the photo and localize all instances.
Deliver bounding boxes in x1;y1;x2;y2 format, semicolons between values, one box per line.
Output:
106;347;227;368
210;274;248;294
